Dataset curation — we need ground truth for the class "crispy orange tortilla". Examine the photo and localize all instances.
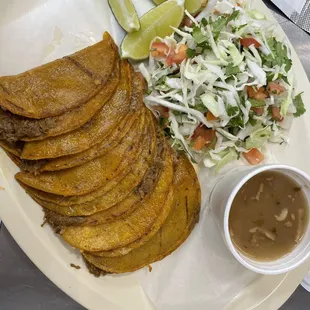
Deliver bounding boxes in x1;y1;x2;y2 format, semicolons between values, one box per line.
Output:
0;32;118;119
91;148;174;258
2;69;144;173
40;111;137;172
83;154;201;273
82;140;165;224
20;60;134;160
61;146;174;252
19;111;157;208
38;70;145;172
0;140;22;157
93;185;174;258
11;110;139;174
21;60;119;141
23;118;160;217
16;112;146;196
0;141;49;175
30;122;164;220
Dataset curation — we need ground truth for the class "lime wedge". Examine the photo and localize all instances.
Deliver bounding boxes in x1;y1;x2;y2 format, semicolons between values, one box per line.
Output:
153;0;166;5
153;0;207;14
185;0;208;14
108;0;140;33
121;0;185;60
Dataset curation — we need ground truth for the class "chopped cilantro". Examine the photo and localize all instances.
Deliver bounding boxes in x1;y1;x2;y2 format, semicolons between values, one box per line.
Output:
261;38;292;73
266;73;273;82
248;111;258;126
227;10;240;24
210;10;239;40
232;23;247;33
228;127;240;136
173;110;182;116
281;75;290;85
197;42;211;51
193;12;239;47
226;64;240;75
186;48;196;58
226;104;239;116
157;75;166;85
293;92;306;117
192;26;208;44
195;102;208;113
267;107;273;117
201;17;208;27
248;98;265;107
239;95;246;107
248;117;257;126
229;115;244;128
212;16;227;39
267;73;289;85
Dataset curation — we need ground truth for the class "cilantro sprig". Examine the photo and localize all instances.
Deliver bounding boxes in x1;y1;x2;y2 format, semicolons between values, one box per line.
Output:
261;38;292;73
190;10;240;55
293;92;306;117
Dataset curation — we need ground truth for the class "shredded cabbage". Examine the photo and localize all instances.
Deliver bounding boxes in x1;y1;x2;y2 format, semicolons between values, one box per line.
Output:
139;0;305;171
245;126;272;149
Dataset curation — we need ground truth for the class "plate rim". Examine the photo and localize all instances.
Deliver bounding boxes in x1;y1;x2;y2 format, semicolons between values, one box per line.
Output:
0;0;310;309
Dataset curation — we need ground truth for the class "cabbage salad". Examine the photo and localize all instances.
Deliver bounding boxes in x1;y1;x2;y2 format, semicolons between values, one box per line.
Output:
139;0;306;171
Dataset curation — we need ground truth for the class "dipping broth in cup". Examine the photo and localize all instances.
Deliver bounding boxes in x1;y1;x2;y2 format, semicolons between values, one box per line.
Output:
229;171;309;261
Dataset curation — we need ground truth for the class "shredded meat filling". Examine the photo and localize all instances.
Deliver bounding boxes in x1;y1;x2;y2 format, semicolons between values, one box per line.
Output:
0;108;57;142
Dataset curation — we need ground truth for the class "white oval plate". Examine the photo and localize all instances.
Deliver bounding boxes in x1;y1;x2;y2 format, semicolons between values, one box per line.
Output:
0;1;309;309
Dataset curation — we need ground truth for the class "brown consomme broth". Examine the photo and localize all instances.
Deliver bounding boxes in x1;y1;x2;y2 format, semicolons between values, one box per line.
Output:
229;171;309;261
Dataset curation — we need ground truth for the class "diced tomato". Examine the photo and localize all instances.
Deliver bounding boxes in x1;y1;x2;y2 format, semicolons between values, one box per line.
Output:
192;125;216;151
166;50;175;67
183;16;193;27
271;107;283;121
151;41;187;66
151;42;169;58
267;82;285;95
166;44;187;66
247;86;268;101
191;124;205;140
153;105;169;118
172;44;187;65
243;148;264;165
206;111;219;121
251;107;264;116
193;136;208;151
240;37;261;48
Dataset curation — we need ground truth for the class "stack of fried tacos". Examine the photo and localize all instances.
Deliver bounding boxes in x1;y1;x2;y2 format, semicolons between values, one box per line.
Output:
0;32;201;276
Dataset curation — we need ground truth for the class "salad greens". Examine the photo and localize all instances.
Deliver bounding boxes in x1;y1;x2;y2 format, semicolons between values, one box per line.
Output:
139;0;306;171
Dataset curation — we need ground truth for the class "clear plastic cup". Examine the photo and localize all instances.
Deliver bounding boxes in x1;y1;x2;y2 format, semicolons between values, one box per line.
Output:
210;164;310;275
